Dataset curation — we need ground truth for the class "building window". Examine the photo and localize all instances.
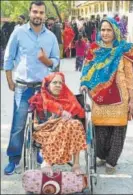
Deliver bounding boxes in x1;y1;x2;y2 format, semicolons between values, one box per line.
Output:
85;7;88;15
94;4;98;13
73;10;75;16
73;1;75;7
107;2;112;12
102;4;105;12
78;9;80;16
81;9;84;15
125;1;129;12
129;0;133;12
100;3;104;12
89;6;91;13
115;1;120;12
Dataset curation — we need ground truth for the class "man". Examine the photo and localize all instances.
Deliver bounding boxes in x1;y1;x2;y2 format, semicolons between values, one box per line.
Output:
4;1;60;175
52;18;63;69
45;17;55;31
14;15;26;29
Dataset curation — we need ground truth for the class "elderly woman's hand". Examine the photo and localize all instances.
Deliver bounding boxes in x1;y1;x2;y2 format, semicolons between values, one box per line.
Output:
61;110;72;120
34;123;45;131
128;99;133;119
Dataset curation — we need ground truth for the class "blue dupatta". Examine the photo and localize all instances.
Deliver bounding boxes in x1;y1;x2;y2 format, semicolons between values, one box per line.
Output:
81;17;133;105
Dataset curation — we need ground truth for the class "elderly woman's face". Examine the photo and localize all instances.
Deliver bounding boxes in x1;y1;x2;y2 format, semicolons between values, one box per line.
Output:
100;21;114;45
48;75;63;96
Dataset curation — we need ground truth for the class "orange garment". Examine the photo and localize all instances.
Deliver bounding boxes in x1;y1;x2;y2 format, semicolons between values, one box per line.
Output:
29;72;85;118
33;118;87;165
29;72;87;165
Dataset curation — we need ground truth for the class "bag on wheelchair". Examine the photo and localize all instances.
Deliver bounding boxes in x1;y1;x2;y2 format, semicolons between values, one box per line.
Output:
22;169;88;194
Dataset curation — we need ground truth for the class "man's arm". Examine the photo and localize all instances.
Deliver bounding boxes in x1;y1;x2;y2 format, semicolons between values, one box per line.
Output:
4;29;19;91
49;35;60;69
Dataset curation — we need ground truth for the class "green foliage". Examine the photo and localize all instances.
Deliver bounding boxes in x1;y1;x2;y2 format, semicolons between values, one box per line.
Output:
53;1;71;18
1;0;71;21
45;1;57;18
1;1;30;21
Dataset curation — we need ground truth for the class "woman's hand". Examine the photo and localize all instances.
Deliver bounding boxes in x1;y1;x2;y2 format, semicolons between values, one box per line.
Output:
61;110;72;120
128;99;133;119
49;113;57;119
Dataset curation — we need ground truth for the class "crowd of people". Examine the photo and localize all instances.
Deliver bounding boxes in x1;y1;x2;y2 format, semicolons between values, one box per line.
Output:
0;15;26;69
2;1;133;188
1;13;129;71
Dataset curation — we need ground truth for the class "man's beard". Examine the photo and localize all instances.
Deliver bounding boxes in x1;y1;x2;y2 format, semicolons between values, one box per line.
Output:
30;18;43;26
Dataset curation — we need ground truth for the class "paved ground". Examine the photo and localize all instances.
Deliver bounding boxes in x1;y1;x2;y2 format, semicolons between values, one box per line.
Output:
1;58;133;194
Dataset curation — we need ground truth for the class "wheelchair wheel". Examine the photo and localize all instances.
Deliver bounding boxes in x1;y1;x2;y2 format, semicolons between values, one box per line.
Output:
85;147;93;194
23;116;33;171
23;115;40;171
86;126;97;194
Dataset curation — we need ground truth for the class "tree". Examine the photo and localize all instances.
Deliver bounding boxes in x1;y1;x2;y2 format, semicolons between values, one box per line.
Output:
51;1;72;21
1;1;30;21
50;0;62;23
1;1;72;22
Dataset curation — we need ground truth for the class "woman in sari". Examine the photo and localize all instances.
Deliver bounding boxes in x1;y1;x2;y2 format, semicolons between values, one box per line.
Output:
62;21;75;58
29;72;87;176
80;17;133;174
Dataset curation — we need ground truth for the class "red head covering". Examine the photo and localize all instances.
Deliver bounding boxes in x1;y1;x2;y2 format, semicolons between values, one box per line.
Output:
63;25;75;52
29;72;85;118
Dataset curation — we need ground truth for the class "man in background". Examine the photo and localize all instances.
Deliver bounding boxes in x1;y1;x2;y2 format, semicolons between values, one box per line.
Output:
14;15;26;29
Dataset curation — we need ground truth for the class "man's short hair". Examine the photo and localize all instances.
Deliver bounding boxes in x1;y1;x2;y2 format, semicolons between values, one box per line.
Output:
47;17;55;21
29;1;46;10
19;15;25;20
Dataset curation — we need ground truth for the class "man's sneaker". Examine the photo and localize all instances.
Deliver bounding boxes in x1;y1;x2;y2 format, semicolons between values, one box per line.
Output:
4;162;20;175
37;152;43;164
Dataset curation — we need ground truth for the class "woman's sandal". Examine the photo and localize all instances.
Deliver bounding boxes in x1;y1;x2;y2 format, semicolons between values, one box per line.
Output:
72;164;84;175
106;164;116;175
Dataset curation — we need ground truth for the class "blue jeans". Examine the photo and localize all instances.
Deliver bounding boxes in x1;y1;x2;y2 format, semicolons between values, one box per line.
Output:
7;84;40;163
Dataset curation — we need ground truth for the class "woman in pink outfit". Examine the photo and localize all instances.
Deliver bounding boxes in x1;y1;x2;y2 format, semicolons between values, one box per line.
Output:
75;33;87;71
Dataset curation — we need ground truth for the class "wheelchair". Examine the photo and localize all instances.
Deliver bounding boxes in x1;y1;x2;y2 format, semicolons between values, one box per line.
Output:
23;91;97;194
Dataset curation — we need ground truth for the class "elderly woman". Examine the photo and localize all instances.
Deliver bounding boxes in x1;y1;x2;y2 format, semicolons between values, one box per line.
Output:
29;72;87;176
80;17;133;174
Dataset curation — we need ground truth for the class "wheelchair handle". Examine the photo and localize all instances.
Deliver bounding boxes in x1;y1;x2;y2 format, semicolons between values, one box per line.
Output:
82;90;91;112
28;104;35;113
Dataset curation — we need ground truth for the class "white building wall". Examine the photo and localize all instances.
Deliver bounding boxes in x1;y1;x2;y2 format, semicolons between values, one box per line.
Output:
72;1;131;18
